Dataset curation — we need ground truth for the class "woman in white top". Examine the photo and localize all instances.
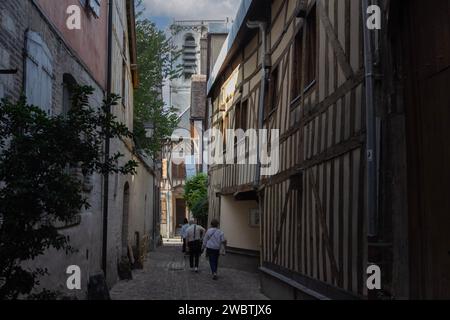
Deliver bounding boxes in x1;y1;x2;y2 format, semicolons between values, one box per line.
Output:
202;219;227;280
180;218;189;255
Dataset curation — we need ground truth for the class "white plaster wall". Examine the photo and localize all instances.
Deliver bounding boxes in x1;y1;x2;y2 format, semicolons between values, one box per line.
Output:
106;138;157;286
220;195;260;252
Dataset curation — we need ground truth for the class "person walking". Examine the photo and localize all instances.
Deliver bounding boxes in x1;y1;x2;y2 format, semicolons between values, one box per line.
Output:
202;219;227;280
186;219;205;272
181;218;189;255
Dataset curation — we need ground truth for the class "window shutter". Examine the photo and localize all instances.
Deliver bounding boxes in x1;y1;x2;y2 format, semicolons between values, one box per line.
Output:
80;0;101;17
90;0;101;18
162;159;168;179
25;31;53;115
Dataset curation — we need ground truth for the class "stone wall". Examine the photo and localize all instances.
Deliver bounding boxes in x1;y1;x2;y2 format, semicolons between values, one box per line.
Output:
0;0;24;101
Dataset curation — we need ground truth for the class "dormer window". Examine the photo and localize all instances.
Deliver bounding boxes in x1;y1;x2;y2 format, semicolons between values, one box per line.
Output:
183;35;197;79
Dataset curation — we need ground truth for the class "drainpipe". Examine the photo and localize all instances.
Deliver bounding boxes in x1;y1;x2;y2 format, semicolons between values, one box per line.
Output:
102;0;114;277
247;21;268;267
362;0;377;238
247;21;268;188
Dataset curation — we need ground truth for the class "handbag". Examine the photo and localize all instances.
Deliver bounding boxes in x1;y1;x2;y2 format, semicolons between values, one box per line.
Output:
220;242;226;256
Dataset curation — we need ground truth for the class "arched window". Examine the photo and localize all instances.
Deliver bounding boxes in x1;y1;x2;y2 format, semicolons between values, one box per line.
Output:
62;73;77;116
183;35;197;79
122;183;130;258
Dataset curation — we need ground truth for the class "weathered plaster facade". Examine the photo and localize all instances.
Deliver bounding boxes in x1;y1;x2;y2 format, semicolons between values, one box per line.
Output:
0;0;106;299
0;0;160;298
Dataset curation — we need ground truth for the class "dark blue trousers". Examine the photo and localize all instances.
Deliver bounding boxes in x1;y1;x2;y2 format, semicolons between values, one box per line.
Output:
207;248;220;274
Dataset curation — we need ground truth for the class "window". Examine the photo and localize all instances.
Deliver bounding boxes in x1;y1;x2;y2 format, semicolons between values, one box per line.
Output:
265;66;279;118
241;100;248;131
291;5;317;102
291;32;304;100
121;32;128;109
161;196;167;224
62;74;77;116
172;162;186;181
62;74;90;226
305;6;317;88
235;103;241;130
25;31;53;115
235;100;248;131
222;113;229;151
162;159;168;179
80;0;101;18
183;35;197;79
122;61;127;107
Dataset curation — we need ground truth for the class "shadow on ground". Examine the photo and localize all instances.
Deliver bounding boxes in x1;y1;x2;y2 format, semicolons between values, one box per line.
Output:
110;244;268;300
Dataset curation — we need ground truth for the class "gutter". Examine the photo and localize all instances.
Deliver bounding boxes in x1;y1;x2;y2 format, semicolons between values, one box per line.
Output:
102;0;114;276
247;21;268;189
247;20;268;268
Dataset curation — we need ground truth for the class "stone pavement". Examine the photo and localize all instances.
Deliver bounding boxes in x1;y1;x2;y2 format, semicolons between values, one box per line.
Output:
110;244;268;300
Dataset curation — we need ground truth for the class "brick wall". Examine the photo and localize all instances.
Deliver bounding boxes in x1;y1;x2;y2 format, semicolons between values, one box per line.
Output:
0;0;25;100
0;0;106;299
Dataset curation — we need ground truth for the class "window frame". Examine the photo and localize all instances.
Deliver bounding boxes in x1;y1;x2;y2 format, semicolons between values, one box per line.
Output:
290;4;317;106
265;65;280;120
25;30;54;116
79;0;101;18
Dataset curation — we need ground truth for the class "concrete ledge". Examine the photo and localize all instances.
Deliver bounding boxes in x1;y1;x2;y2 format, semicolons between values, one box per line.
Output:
260;263;361;300
260;267;330;300
226;246;260;257
221;250;260;273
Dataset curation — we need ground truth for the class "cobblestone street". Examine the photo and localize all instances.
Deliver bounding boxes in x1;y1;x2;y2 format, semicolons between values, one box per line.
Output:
110;243;268;300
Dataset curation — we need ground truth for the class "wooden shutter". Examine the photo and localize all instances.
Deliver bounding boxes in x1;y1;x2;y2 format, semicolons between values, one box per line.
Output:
25;31;53;115
241;100;248;131
90;0;101;17
162;159;168;179
161;196;167;224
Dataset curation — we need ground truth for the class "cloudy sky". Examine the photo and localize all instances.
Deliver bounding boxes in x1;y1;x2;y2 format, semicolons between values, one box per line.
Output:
142;0;241;30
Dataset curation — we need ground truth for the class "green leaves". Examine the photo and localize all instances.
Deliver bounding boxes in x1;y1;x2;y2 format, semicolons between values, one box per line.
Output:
133;3;182;157
184;174;208;221
0;85;137;299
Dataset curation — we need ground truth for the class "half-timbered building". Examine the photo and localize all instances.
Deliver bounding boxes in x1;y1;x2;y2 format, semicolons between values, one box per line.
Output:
206;0;450;299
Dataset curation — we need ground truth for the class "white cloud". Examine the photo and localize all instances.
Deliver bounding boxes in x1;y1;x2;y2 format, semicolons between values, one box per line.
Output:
143;0;241;21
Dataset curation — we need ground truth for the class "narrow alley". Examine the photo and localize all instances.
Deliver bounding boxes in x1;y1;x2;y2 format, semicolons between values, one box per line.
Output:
110;243;268;300
1;0;450;304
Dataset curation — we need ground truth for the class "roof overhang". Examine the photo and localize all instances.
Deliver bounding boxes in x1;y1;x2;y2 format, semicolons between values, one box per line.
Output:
233;189;258;201
127;0;139;88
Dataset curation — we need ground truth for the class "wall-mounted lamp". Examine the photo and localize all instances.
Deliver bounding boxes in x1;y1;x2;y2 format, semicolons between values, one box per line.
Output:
144;122;155;138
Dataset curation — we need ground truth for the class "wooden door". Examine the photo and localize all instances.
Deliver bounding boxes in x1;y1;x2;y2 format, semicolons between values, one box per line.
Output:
403;0;450;299
175;199;186;235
